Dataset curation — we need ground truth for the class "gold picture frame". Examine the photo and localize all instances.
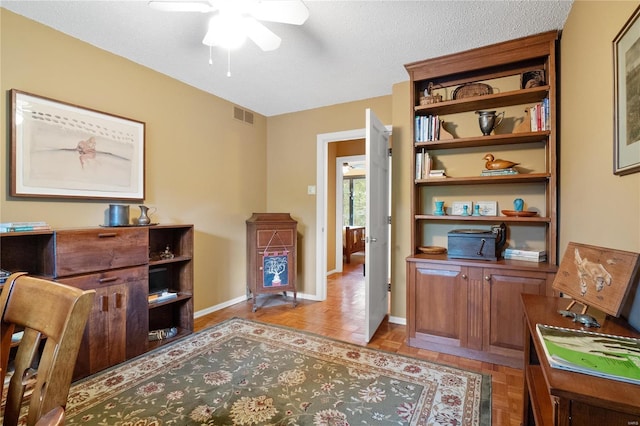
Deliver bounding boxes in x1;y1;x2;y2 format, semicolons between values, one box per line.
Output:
552;242;640;317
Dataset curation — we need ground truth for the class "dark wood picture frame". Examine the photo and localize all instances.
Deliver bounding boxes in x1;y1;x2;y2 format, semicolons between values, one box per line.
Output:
613;6;640;175
10;89;145;200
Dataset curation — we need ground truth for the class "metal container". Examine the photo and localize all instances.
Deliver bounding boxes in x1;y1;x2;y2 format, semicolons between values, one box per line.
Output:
108;204;130;226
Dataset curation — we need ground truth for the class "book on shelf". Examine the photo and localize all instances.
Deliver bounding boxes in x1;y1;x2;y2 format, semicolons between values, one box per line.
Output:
481;168;519;176
1;226;52;233
427;169;447;178
0;221;51;233
415;150;434;179
536;324;640;385
529;99;550;132
414;115;441;142
148;291;178;304
0;221;48;227
504;248;546;258
503;254;547;262
0;225;52;233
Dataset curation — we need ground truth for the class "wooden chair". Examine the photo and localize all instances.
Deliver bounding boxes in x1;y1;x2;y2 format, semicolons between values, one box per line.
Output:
0;273;95;426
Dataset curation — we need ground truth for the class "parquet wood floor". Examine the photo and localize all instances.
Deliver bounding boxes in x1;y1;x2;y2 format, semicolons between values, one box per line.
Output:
194;252;525;425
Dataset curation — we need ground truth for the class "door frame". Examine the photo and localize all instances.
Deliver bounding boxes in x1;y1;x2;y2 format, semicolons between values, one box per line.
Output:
315;126;391;301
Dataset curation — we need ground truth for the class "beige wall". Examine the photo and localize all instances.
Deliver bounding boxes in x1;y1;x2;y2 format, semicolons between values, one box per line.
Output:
560;1;640;254
0;10;268;311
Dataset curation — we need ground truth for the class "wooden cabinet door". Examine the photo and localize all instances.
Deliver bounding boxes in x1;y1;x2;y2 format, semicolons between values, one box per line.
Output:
408;262;468;348
125;277;148;360
73;283;126;379
61;265;147;379
482;268;550;358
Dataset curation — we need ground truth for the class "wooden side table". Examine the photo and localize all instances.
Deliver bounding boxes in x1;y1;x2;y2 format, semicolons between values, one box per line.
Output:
246;213;297;312
522;294;640;426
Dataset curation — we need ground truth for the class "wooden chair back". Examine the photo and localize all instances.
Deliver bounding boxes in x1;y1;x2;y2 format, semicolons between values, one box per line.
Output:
0;273;95;426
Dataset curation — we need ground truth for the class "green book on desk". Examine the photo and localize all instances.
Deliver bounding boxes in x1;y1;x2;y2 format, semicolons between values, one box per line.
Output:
536;324;640;385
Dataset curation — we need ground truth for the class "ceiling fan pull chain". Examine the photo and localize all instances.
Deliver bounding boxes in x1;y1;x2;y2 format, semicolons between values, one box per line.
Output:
227;48;232;77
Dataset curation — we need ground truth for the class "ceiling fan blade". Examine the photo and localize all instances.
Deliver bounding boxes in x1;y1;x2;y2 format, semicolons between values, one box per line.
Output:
245;18;281;51
251;0;309;25
148;0;215;13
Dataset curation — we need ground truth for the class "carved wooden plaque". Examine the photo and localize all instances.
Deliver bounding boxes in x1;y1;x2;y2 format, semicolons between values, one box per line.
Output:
552;242;640;316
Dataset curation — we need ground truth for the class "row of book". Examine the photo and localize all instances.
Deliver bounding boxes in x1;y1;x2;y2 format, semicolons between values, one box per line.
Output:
0;221;51;233
415;150;447;179
414;115;441;142
530;98;550;132
503;248;546;262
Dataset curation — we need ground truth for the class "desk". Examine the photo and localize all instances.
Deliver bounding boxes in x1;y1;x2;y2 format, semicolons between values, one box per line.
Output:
522;294;640;426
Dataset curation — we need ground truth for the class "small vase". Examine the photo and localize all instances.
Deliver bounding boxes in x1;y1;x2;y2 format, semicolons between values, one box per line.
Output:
476;110;505;136
513;198;524;212
472;204;482;216
135;205;156;225
462;205;470;216
434;201;445;216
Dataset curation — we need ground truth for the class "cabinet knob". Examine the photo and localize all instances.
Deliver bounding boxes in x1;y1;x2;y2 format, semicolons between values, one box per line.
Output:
485;275;491;281
461;274;467;280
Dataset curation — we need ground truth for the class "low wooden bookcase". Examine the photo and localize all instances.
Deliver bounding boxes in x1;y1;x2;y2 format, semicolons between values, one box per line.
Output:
0;224;193;380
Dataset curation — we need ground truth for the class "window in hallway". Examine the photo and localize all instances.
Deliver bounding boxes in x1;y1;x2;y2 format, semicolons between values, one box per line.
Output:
343;176;366;227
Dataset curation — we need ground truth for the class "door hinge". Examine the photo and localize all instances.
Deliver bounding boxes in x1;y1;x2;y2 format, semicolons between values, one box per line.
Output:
388;148;392;157
387;282;391;291
387;216;391;225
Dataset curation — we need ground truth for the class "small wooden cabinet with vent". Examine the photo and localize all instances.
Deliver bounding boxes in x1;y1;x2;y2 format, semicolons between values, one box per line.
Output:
246;213;297;311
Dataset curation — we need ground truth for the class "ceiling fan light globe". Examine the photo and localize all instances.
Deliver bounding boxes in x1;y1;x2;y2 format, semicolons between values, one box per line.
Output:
202;14;247;49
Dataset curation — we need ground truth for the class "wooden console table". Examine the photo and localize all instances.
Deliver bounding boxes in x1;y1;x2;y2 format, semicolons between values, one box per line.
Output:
522;294;640;425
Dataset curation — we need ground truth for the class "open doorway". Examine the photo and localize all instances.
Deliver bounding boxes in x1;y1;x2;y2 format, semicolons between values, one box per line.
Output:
334;154;366;274
315;123;391;303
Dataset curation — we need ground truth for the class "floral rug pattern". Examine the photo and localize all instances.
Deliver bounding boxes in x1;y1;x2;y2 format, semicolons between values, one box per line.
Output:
61;318;490;425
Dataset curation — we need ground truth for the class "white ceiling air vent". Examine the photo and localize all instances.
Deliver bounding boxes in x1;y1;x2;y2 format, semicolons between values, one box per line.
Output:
233;106;254;125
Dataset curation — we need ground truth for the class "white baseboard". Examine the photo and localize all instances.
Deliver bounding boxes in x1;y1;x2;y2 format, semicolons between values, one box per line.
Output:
388;315;406;325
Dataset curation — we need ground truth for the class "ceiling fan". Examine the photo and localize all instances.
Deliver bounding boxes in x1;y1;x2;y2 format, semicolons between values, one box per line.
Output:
148;0;310;51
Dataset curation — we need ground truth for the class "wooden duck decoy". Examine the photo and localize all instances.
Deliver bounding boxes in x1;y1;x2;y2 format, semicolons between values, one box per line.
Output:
483;154;519;170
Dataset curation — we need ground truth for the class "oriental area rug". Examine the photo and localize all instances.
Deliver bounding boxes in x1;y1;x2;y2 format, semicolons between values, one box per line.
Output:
61;318;490;426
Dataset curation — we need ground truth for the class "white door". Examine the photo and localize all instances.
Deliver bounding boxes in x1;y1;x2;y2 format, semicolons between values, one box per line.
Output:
365;108;390;342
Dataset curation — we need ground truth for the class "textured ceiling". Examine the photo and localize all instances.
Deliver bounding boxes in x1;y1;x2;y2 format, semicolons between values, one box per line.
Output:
1;1;573;117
